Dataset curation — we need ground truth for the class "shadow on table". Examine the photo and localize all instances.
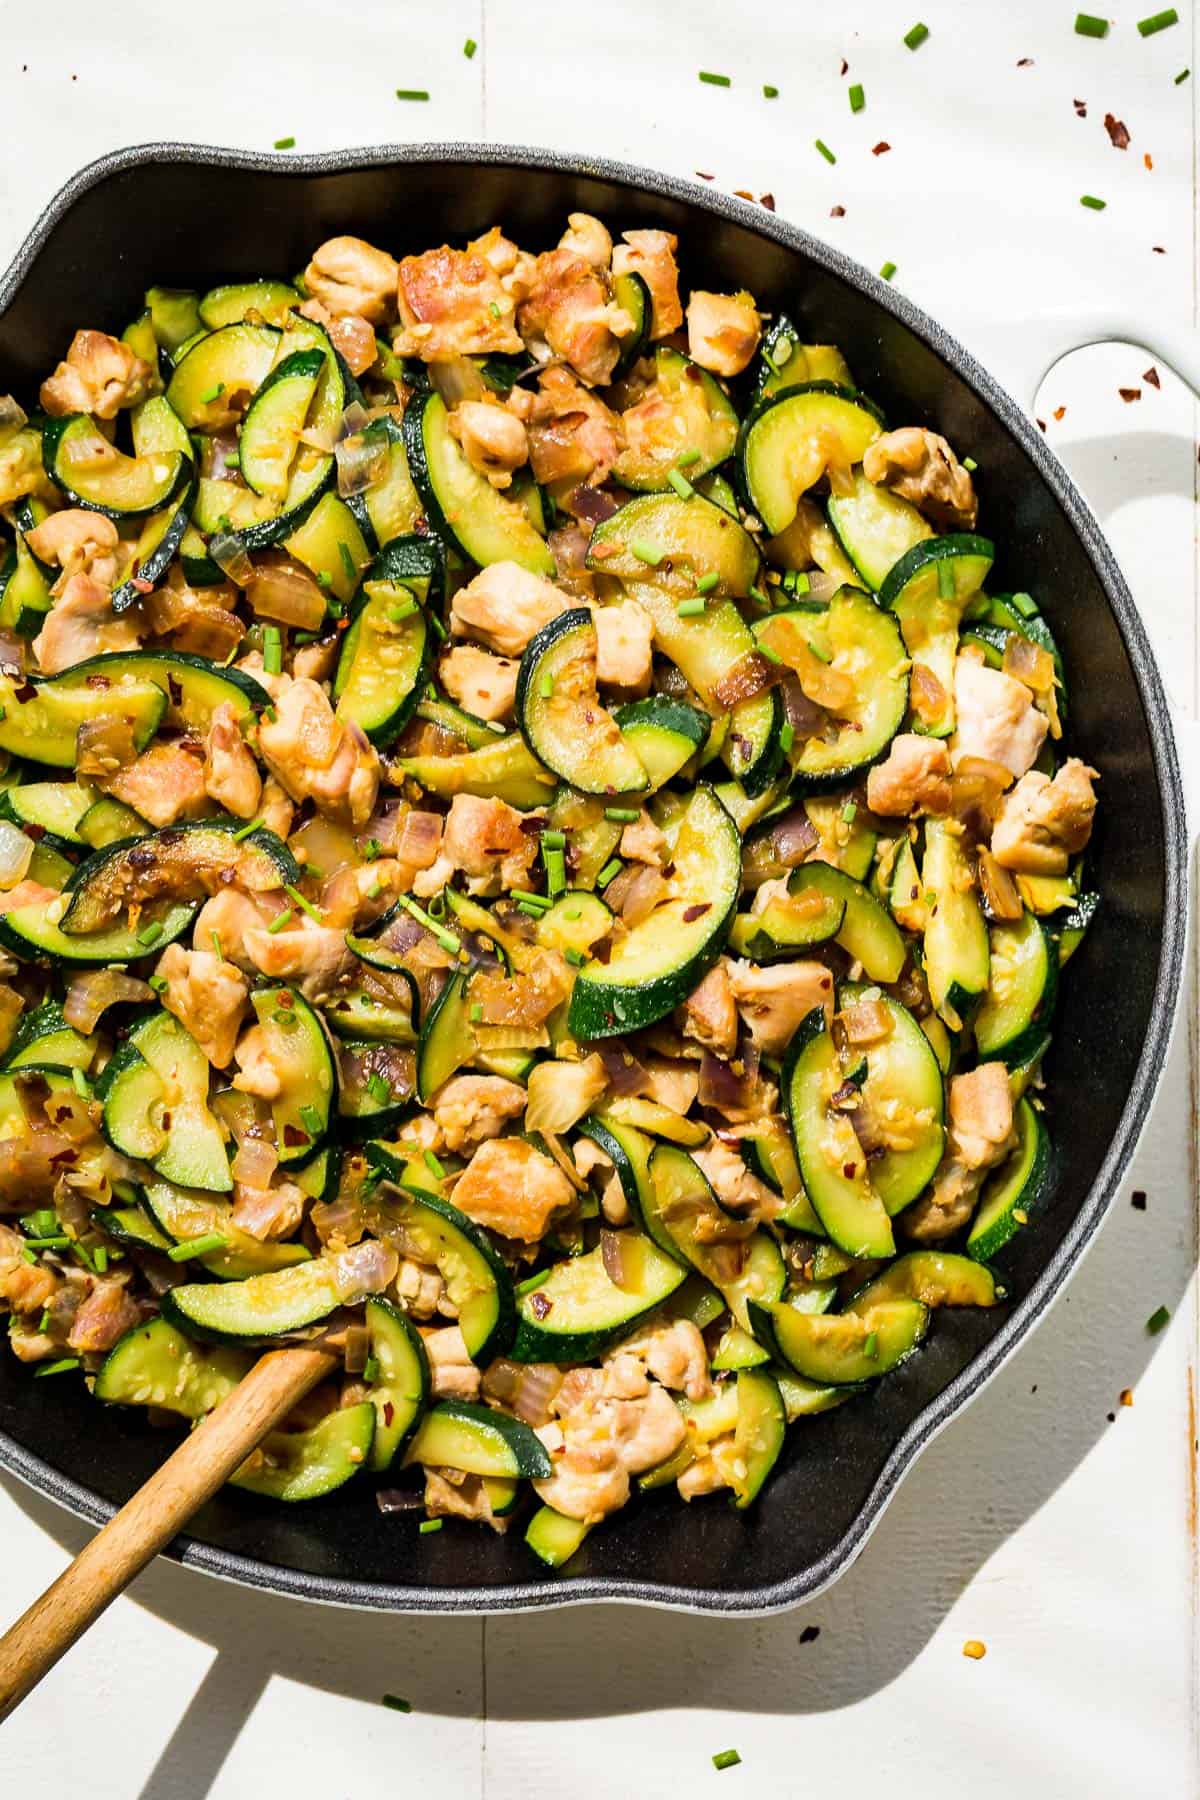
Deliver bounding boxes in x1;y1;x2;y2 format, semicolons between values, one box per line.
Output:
6;988;1194;1793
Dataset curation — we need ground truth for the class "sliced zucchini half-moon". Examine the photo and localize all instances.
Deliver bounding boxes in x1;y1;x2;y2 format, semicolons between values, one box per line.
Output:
739;381;885;535
139;1176;311;1280
879;533;995;736
782;1007;896;1260
239;348;325;501
95;1316;253;1417
405;1399;553;1479
198;280;301;330
973;909;1057;1066
516;609;649;796
165;321;281;427
229;1402;377;1501
747;1296;929;1385
246;985;337;1164
363;1296;430;1470
826;467;932;592
98;1009;231;1192
510;1233;686;1362
837;982;946;1214
42;414;190;520
612;696;709;790
586;490;761;596
403;388;554;576
965;1096;1053;1263
333;535;442;746
641;1142;787;1330
62;649;270;732
59;819;296;937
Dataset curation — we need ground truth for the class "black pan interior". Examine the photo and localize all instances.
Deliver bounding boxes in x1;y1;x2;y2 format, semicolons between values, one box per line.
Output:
0;146;1184;1613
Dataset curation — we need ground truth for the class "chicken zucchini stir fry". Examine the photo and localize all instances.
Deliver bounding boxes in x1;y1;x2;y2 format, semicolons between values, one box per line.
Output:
0;214;1098;1565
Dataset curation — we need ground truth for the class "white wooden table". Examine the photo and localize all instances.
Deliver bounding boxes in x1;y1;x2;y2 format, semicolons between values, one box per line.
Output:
1;4;1196;1794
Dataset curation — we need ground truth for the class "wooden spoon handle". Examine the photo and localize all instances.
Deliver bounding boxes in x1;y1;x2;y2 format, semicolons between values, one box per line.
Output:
0;1344;335;1723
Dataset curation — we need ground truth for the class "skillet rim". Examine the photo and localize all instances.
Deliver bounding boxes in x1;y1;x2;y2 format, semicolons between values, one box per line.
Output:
0;140;1186;1616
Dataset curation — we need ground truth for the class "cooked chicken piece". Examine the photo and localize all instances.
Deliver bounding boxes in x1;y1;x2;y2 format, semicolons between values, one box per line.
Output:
620;810;666;866
611;230;683;338
260;776;294;840
0;1228;58;1314
593;600;655;693
613;1319;712;1402
438;644;519;723
236;649;292;703
230;1179;307;1242
449;399;528;490
525;365;623;488
677;1437;740;1500
231;1024;284;1099
640;1056;699;1115
32;573;143;674
394;1257;448;1318
24;509;120;586
40;330;154;419
297;297;378;377
242;919;355;1003
867;733;952;817
727;958;835;1056
991;759;1098;875
573;1136;629;1225
524;1055;608;1135
0;880;59;918
430;1074;527;1153
66;1277;141;1353
685;290;762;377
468;225;533;285
862;426;978;532
693;1137;781;1223
423;1467;510;1531
204;701;262;820
155;942;249;1068
421;1324;481;1401
533;1376;685;1522
559;212;613;271
680;961;739;1059
394;245;522;358
903;1062;1016;1242
451;1137;573;1241
449;561;569;657
303;235;399;326
517;249;625;386
146;565;242;661
0;424;55;509
192;888;278;972
290;637;338;685
100;741;208;827
951;657;1048;780
438;792;538;897
257;677;381;827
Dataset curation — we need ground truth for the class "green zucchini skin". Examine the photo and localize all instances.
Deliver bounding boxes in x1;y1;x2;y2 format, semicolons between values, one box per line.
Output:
59;819;297;937
364;1296;430;1470
974;912;1058;1066
406;1399;553;1480
0;667;166;769
60;650;270;730
525;1505;592;1567
333;535;442;746
41;413;191;521
229;1403;377;1501
738;382;884;535
161;1254;350;1343
966;1098;1054;1263
95;1317;252;1417
403;388;555;576
730;1367;787;1508
515;608;649;796
783;1008;896;1261
509;1233;686;1362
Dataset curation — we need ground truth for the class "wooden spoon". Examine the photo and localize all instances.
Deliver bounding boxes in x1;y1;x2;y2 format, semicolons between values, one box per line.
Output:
0;1343;336;1722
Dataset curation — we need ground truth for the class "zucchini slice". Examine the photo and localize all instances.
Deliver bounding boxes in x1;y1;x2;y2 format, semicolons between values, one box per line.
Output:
146;286;204;354
753;317;854;400
567;784;740;1037
826;468;931;591
728;879;845;961
404;390;554;576
0;1068;88;1133
639;1381;740;1489
710;1324;771;1372
91;1203;173;1254
62;650;269;733
367;1157;515;1361
165;322;281;427
739;383;884;535
399;732;557;811
922;820;990;1024
618;579;780;792
845;1250;998;1312
0;514;53;636
76;796;148;849
0;780;91;849
333;535;440;745
612;346;739;491
785;861;907;982
139;1176;311;1279
966;1097;1053;1262
42;414;189;520
838;983;945;1213
747;1297;929;1384
198;280;300;330
247;986;337;1164
284;491;371;608
111;483;195;613
364;1296;430;1470
879;534;995;735
612;697;708;789
95;1317;252;1417
2;1001;95;1071
974;910;1057;1066
239;349;325;501
783;1008;896;1259
533;891;614;958
416;969;474;1102
511;1232;687;1362
612;270;652;373
775;1370;865;1421
644;1143;787;1329
526;1505;592;1567
162;1252;354;1342
731;1367;787;1508
343;414;425;550
598;1095;709;1148
515;609;649;796
586;491;761;596
406;1399;552;1479
59;820;296;937
230;1402;376;1501
0;667;165;769
0;898;195;966
576;1114;656;1223
324;990;417;1044
99;1010;231;1192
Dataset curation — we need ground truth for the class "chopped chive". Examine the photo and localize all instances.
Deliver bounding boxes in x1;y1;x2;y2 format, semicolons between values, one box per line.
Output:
1138;8;1178;34
37;1306;51;1335
71;1067;88;1098
199;382;225;405
262;626;282;676
382;1695;412;1712
842;801;858;825
362;1355;380;1385
903;21;929;48
419;1517;443;1533
272;1007;296;1027
849;82;865;112
712;1750;742;1772
564;947;585;967
423;1149;446;1179
273;136;296;150
167;1232;228;1263
1011;590;1039;617
428;612;447;642
224;451;240;470
699;70;732;86
395;88;431;101
779;721;795;752
387;598;418;622
337;541;357;584
0;706;6;721
316;569;333;589
511;889;551;909
630;538;663;566
517;900;546;918
148;973;168;993
783;569;811;596
366;1073;391;1104
749;585;768;605
605;807;641;822
136;922;163;948
815;139;837;164
864;1330;879;1358
284;883;325;924
1074;12;1109;36
362;837;383;862
210;930;224;961
25;1235;70;1250
545;848;567;897
879;260;898;281
1080;194;1107;209
268;905;294;934
758;642;784;665
541;829;566;849
1175;66;1190;82
487;300;501;320
667;467;695;499
807;638;833;665
395;894;461;955
763;84;779;98
366;879;383;900
936;557;956;599
35;1357;81;1378
538;671;555;699
596;858;623;889
233;814;265;841
469;1002;483;1023
962;455;978;472
1146;1303;1170;1333
676;447;703;467
677;598;707;617
463;36;477;56
93;1245;108;1275
696;571;720;594
23;1209;59;1237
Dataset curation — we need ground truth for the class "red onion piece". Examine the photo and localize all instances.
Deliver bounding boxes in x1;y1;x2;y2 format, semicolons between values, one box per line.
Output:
246;555;328;629
711;650;780;710
767;805;819;866
376;1487;426;1514
596;1041;649;1097
64;968;152;1033
601;1229;638;1290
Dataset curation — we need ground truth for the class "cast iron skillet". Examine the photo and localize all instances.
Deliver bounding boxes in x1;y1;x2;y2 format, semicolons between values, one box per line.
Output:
0;143;1186;1616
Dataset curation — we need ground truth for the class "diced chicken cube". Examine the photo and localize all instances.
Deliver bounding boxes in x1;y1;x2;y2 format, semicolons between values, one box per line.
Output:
439;792;538;896
449;561;569;657
257;677;380;827
242;919;355;1004
517;249;624;387
592;600;654;693
991;759;1098;875
685;290;762;377
558;212;613;271
866;733;952;817
526;366;623;488
680;960;738;1059
451;1137;572;1242
727;958;835;1056
612;231;683;339
449;399;528;490
394;246;522;358
66;1278;141;1353
430;1074;527;1153
155;942;249;1068
33;573;143;675
40;330;154;420
862;426;978;532
25;509;120;585
100;741;208;828
422;1324;481;1401
610;1320;712;1402
619;810;666;866
951;657;1048;780
204;701;262;820
693;1137;781;1223
303;235;399;326
438;644;519;722
903;1062;1016;1241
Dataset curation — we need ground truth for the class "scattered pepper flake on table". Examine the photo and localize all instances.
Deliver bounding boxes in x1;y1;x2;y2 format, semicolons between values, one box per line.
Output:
1104;113;1131;148
1131;1190;1148;1208
695;170;715;181
963;1640;987;1660
839;56;849;75
1119;386;1142;401
830;204;846;217
1017;56;1035;67
1152;243;1166;251
1143;151;1154;169
799;1624;821;1643
1120;1388;1134;1406
872;141;891;155
1053;405;1067;421
1144;365;1161;386
760;193;776;210
1074;97;1089;116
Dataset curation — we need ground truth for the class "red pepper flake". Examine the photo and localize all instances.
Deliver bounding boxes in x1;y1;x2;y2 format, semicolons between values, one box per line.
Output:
131;575;154;595
1153;245;1167;253
24;821;46;841
695;170;715;181
830;204;846;217
1119;1387;1133;1406
529;1291;552;1321
1118;386;1142;402
1053;405;1067;421
872;141;891;155
1036;418;1047;432
842;1163;857;1178
160;1112;172;1130
734;188;755;201
839;57;849;75
383;1401;394;1427
168;675;183;706
682;902;712;923
1143;365;1161;388
84;674;111;689
760;192;776;211
13;682;36;703
282;1123;311;1146
1017;56;1034;66
1104;113;1130;149
1144;152;1153;170
1131;1190;1148;1209
799;1625;821;1644
1074;98;1088;117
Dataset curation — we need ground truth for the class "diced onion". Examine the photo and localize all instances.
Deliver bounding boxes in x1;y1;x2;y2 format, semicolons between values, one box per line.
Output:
429;355;488;410
335;431;389;498
0;821;34;891
231;1134;280;1187
246;555;327;629
601;1229;638;1290
977;848;1023;921
0;395;28;434
838;999;893;1046
64;968;151;1032
208;532;256;588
